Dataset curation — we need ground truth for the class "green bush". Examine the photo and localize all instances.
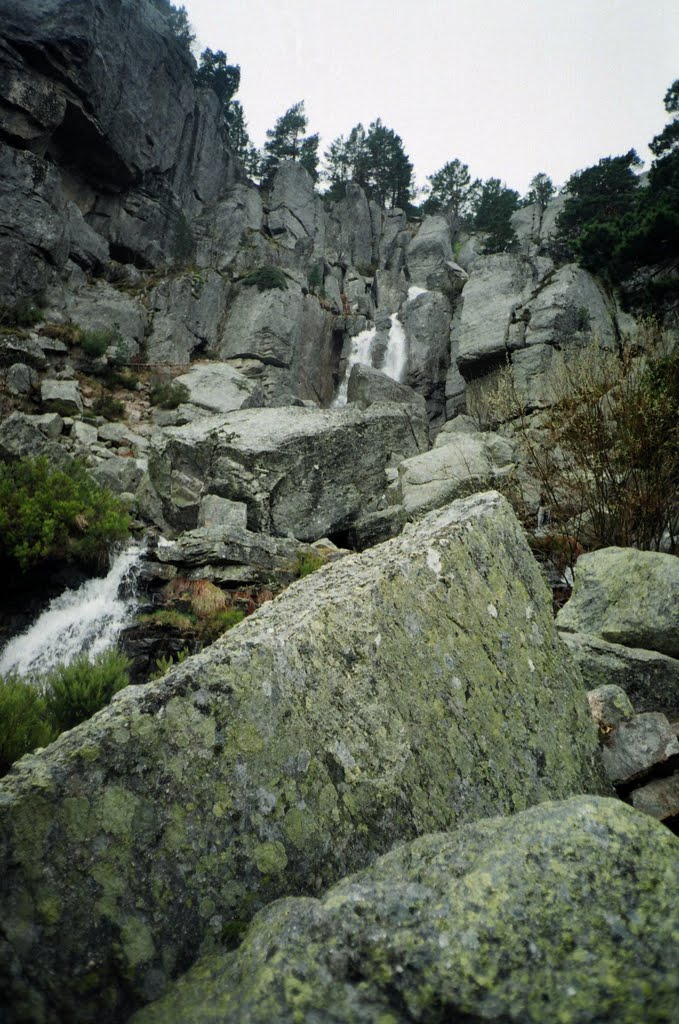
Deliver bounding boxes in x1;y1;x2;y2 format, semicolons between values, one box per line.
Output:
241;266;288;291
149;380;191;409
0;456;130;571
80;327;121;358
0;297;43;328
200;607;245;642
293;550;326;578
92;393;126;420
0;674;54;774
42;649;130;733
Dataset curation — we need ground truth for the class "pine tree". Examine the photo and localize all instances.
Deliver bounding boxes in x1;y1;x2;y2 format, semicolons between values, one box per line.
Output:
261;101;319;185
524;172;556;209
473;179;520;252
423;159;480;218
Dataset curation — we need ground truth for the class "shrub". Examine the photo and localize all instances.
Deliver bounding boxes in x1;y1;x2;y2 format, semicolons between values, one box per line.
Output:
0;297;43;328
42;649;130;733
293;550;326;578
138;609;196;631
488;328;679;555
39;322;81;345
149;380;190;409
0;674;54;774
200;607;245;642
241;266;288;291
80;327;121;358
92;393;126;420
0;456;130;571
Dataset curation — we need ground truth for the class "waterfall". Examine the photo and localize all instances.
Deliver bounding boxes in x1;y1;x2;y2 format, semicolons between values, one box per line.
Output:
0;544;143;679
333;325;376;406
333;286;429;405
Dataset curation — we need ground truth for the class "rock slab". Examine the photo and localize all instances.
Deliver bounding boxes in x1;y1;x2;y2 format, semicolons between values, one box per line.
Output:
133;797;679;1024
0;492;606;1022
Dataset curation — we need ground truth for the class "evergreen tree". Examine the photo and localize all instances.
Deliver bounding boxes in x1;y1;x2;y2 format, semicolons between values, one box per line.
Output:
650;79;679;157
261;101;319;185
195;48;240;105
555;151;641;271
323;120;413;209
474;179;520;252
422;159;480;218
523;172;556;209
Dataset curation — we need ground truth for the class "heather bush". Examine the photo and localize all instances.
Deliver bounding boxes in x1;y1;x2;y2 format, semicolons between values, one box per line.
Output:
42;649;130;733
0;457;130;571
0;674;54;774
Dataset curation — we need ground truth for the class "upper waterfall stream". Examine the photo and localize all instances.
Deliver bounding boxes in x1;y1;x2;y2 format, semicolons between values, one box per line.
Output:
333;286;428;406
0;544;143;678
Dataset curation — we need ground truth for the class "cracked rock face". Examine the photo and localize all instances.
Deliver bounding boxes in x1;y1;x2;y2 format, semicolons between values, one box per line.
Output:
0;492;607;1022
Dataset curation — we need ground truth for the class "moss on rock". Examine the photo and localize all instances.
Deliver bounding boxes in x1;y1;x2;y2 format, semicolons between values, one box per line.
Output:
133;798;679;1024
0;492;608;1022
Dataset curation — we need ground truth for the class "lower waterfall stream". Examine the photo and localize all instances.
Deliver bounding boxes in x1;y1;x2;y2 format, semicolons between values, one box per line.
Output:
0;544;144;679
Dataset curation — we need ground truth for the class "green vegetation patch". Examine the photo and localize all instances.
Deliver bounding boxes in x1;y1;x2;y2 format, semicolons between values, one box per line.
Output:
149;381;191;409
0;456;130;572
240;266;289;291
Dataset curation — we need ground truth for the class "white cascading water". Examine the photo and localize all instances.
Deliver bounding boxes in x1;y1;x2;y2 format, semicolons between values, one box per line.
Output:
333;286;429;405
0;544;143;678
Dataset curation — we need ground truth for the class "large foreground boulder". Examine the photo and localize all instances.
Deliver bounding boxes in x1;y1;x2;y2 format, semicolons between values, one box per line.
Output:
0;492;606;1022
134;797;679;1024
148;403;429;536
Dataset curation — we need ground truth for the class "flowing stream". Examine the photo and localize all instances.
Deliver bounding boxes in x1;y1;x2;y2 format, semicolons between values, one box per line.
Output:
0;544;143;678
334;286;428;406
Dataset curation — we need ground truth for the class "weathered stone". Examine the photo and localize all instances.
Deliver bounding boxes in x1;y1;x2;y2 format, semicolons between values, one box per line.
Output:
65;199;109;271
31;412;63;438
153;525;303;584
454;254;547;371
602;713;679;784
346;362;426;414
91;455;145;494
197;495;248;532
557;547;679;658
523;263;617;350
194;184;263;271
267;161;325;255
392;431;517;517
217;283;303;369
340;505;408;551
97;422;149;454
146;271;229;366
560;631;679;718
40;377;83;413
0;332;48;370
5;362;37;395
326;184;375;268
400;289;452;428
632;772;679;821
71;419;98;448
133;798;677;1024
172;362;263;415
0;492;607;1021
587;684;635;731
149;404;428;537
405;215;453;289
62;280;147;361
0;411;70;464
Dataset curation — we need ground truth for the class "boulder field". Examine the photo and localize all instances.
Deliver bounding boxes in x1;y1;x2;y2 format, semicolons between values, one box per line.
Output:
0;492;608;1022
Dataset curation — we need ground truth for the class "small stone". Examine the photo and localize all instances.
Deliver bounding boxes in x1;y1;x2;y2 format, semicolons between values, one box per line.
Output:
602;713;679;785
6;362;37;395
587;685;635;732
198;495;248;532
41;378;83;414
632;772;679;821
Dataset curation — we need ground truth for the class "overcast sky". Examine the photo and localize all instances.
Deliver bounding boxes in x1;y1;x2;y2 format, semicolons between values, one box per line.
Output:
182;0;678;196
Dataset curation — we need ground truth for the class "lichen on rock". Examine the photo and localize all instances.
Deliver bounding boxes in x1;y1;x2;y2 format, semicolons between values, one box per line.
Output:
0;492;607;1021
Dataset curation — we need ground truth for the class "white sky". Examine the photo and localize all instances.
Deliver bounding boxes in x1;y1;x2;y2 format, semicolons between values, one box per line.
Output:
182;0;679;196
